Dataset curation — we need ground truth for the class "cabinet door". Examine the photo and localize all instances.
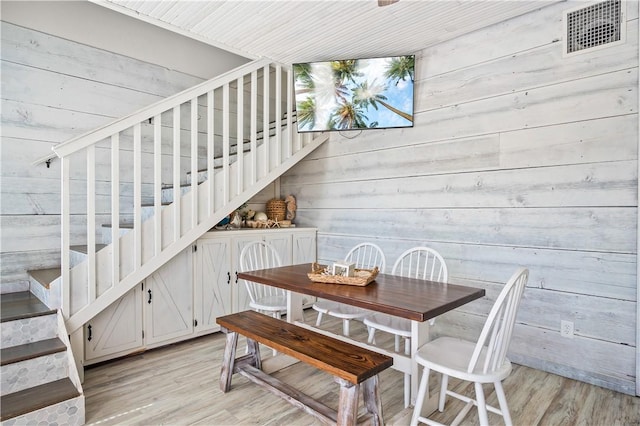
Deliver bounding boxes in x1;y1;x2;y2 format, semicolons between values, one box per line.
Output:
84;286;143;363
293;231;317;264
144;247;194;346
292;231;317;306
231;235;261;312
194;237;232;334
265;233;292;265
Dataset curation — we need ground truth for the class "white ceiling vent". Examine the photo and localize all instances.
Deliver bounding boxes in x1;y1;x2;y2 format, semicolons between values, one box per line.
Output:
563;0;626;56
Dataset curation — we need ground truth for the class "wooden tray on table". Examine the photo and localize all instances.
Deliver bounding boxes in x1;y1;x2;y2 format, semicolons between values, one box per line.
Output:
307;263;379;286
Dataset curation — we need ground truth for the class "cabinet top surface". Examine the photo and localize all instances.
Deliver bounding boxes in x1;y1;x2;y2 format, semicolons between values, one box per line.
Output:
200;227;316;238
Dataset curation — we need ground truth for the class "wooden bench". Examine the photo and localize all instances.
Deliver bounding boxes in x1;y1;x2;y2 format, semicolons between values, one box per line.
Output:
217;310;393;426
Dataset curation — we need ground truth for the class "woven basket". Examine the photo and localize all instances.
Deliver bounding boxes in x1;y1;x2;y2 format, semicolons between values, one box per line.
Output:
266;199;286;221
308;263;379;286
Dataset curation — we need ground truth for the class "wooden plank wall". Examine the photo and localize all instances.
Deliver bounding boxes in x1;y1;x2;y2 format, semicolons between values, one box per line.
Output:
0;22;207;290
282;2;638;394
0;22;277;292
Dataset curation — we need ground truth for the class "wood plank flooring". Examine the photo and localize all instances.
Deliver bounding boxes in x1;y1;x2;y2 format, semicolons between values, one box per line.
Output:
82;311;639;425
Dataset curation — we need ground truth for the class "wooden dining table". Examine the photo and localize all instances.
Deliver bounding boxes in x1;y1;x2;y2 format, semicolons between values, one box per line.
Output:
237;263;485;407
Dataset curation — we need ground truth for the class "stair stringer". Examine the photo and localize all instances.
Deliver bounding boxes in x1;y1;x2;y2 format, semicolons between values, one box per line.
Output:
64;131;329;335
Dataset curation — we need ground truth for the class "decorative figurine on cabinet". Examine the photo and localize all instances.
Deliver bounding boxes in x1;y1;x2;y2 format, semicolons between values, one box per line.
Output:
285;194;297;221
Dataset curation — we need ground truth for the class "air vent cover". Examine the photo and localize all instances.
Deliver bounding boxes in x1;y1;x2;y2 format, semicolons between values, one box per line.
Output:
563;0;626;56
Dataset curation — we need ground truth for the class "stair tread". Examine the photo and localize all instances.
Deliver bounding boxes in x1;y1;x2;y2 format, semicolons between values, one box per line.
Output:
161;182;197;189
0;292;56;323
101;223;134;229
140;202;171;207
0;378;80;421
69;244;107;254
1;338;66;366
27;267;61;289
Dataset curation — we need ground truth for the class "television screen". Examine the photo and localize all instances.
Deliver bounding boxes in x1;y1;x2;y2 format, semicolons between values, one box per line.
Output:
293;55;414;133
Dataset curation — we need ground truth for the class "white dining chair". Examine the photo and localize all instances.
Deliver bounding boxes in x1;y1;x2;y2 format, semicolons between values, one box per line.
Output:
312;242;386;336
410;268;529;426
239;241;287;318
363;246;447;407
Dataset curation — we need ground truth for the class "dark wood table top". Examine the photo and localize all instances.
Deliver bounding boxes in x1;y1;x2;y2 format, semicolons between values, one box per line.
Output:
238;263;485;322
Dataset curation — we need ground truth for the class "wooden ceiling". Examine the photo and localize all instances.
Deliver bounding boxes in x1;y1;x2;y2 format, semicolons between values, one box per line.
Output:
95;0;561;64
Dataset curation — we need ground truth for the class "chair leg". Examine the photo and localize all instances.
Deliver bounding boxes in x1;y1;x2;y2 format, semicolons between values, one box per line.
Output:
494;381;513;426
367;326;376;345
343;318;350;337
315;311;324;327
410;366;431;426
474;382;490;426
438;374;448;412
403;336;411;407
404;372;411;408
270;311;279;356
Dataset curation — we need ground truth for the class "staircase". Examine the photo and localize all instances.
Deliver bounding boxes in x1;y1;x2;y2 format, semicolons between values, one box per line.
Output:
1;292;84;425
5;58;328;422
50;58;326;330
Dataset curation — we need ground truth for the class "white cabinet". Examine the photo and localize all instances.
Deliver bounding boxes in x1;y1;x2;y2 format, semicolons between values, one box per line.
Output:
84;247;193;364
84;228;316;364
144;248;194;347
292;232;317;264
231;231;293;313
194;236;232;335
195;228;317;330
84;285;143;362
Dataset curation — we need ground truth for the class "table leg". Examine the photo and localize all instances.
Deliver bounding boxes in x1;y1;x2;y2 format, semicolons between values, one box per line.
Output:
410;320;430;406
287;290;304;323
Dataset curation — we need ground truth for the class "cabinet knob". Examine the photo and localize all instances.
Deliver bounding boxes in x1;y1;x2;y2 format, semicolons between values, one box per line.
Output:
235;271;238;284
148;289;152;304
87;324;92;341
227;272;231;284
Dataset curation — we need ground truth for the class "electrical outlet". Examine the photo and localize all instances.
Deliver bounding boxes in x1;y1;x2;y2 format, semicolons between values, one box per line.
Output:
560;320;574;338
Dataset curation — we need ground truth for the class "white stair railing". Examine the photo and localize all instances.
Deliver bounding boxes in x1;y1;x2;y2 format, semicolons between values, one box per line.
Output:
49;59;328;334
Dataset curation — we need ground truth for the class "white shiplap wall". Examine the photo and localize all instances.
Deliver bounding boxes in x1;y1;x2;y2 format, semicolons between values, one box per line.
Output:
282;2;638;395
0;21;219;290
0;19;273;292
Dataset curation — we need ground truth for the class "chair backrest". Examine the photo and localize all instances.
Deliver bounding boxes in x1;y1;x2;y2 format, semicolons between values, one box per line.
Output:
239;241;284;304
467;268;529;375
391;247;448;282
345;242;387;272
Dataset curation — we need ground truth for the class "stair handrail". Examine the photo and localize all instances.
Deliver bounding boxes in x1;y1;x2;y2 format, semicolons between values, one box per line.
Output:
32;58;273;165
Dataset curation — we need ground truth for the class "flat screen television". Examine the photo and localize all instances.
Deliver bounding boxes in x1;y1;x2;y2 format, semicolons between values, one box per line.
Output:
293;55;414;133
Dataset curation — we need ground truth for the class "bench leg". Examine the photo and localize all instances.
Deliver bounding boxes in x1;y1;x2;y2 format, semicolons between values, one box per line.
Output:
247;337;262;371
220;330;238;392
336;378;359;426
362;375;384;426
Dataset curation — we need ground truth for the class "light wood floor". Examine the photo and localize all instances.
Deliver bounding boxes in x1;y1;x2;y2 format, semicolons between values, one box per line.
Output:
83;312;639;425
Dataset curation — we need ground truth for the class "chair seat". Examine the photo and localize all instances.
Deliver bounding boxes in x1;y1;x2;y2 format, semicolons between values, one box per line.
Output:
363;313;412;337
250;295;287;313
312;300;370;320
415;336;512;383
